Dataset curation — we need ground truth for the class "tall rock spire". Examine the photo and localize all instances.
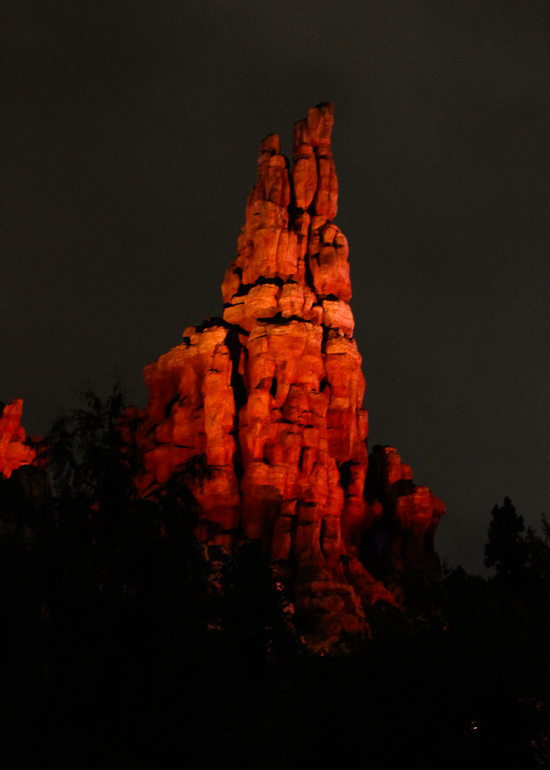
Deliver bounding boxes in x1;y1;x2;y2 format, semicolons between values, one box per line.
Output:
129;104;445;650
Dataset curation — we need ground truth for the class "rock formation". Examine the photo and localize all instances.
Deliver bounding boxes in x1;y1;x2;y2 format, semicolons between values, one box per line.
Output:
0;400;51;549
0;400;38;479
128;104;445;650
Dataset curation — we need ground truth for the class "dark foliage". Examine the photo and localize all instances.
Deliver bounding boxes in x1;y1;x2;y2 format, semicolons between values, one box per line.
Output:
214;540;298;664
47;384;129;501
2;396;550;768
485;497;550;590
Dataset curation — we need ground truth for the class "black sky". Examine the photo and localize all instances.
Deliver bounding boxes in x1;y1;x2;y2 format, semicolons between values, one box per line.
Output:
2;0;550;573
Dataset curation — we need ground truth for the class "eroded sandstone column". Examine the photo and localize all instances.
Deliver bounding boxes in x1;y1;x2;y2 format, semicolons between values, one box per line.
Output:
131;104;445;650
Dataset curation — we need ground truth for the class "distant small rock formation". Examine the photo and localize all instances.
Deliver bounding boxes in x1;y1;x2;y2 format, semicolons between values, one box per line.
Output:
127;104;445;650
0;399;40;479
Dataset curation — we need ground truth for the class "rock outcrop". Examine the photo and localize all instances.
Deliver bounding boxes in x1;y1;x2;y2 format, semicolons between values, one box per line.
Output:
0;400;51;548
0;400;38;479
129;104;445;650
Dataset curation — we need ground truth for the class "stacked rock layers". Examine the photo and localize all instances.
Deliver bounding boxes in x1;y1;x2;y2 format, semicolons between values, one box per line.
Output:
131;105;445;646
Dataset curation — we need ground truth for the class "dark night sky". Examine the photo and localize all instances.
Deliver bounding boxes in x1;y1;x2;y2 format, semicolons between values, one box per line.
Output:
2;0;550;573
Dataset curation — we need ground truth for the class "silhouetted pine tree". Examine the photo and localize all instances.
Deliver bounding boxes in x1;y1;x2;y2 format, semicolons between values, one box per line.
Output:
485;497;550;588
484;496;527;579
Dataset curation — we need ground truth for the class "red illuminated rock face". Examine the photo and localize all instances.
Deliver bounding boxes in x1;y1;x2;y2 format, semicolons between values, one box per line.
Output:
0;400;38;479
131;104;445;650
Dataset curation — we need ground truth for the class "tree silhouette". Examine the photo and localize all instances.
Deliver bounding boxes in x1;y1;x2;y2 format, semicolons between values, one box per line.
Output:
484;497;527;579
46;383;129;501
484;497;550;585
31;386;215;758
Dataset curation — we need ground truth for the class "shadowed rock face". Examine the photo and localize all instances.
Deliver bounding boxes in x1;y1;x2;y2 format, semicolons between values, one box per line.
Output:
128;104;445;651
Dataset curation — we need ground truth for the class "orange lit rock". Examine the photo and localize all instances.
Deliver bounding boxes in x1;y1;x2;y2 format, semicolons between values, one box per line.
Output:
0;400;37;479
308;222;351;302
293;103;338;221
130;104;445;650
